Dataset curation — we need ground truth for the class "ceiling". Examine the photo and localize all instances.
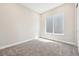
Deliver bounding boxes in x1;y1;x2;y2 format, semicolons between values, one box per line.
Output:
21;3;64;14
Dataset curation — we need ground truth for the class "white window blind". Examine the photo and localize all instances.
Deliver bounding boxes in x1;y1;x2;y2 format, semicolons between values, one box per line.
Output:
46;16;53;33
45;13;64;35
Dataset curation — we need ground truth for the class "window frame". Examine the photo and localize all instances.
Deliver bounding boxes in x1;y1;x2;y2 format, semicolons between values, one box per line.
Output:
45;13;64;35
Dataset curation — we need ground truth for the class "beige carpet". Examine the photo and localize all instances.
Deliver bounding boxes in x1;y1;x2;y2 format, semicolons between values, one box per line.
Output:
0;39;79;56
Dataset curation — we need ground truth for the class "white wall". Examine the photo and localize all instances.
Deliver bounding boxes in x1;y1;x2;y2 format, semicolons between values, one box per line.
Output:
0;4;40;48
77;3;79;51
40;4;76;45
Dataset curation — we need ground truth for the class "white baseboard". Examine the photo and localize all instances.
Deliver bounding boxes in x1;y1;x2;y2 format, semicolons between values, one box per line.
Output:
40;37;77;47
0;38;33;50
35;35;39;39
53;39;77;46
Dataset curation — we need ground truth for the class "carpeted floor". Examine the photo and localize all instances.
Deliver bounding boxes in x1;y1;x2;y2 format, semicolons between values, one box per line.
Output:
0;38;79;56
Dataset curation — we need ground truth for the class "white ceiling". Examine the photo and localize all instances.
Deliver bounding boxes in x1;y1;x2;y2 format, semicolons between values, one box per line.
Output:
21;3;63;14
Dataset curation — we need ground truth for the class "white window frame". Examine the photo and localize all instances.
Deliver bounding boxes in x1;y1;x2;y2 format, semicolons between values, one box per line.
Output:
45;13;64;35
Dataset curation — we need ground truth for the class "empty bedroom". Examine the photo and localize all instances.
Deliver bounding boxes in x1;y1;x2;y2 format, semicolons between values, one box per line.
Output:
0;3;79;56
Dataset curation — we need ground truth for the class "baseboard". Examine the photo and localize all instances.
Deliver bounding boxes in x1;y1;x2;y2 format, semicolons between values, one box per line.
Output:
0;38;33;50
40;37;77;47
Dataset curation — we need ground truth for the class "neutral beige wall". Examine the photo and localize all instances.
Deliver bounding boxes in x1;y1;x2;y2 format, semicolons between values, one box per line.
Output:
77;3;79;51
40;4;76;45
0;4;40;47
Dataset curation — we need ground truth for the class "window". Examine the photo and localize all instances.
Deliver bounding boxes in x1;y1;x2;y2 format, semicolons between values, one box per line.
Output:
46;16;53;33
45;13;64;35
